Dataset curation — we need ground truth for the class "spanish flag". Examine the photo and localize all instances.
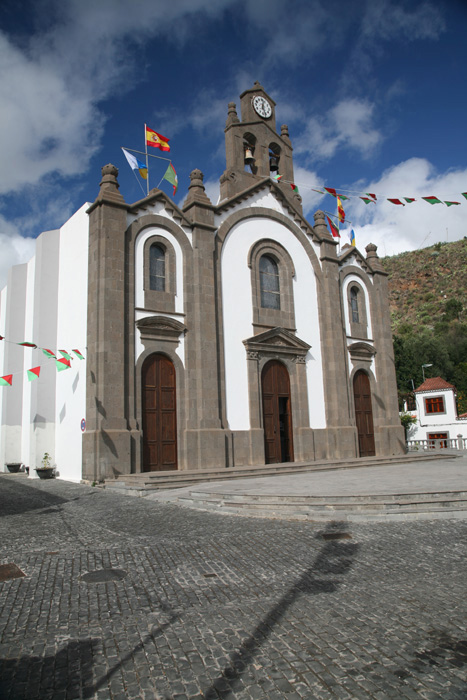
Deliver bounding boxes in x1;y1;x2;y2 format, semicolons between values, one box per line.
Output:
146;127;170;152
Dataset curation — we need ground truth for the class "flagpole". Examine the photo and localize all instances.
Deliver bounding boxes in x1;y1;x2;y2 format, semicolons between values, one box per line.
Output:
144;123;149;196
336;201;341;253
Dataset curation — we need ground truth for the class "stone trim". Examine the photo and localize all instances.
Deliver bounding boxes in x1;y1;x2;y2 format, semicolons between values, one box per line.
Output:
136;315;186;344
248;239;296;332
143;235;177;312
348;341;376;363
347;282;369;339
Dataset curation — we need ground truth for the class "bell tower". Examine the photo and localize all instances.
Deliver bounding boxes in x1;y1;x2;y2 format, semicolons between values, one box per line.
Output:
220;81;300;209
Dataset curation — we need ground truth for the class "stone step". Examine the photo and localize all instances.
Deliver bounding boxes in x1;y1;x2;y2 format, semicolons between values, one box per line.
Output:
176;491;467;522
104;452;457;493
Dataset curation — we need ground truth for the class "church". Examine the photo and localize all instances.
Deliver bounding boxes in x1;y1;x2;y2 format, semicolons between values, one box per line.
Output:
0;82;405;482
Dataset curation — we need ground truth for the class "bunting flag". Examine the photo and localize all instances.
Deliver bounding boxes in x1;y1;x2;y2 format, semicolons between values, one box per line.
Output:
404;198;416;203
59;350;72;360
422;196;443;205
122;148;148;180
42;348;56;359
145;127;170;152
273;174;283;181
360;197;375;204
55;358;71;372
162;163;178;195
445;201;460;207
312;188;325;194
324;187;337;197
27;367;41;382
72;349;85;360
326;216;340;238
388;198;405;206
0;375;13;386
337;196;345;223
18;341;37;348
290;183;299;194
462;193;467;200
350;229;356;247
0;336;3;340
366;193;377;201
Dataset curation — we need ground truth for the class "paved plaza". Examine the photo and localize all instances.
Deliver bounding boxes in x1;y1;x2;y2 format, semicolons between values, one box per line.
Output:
0;467;466;699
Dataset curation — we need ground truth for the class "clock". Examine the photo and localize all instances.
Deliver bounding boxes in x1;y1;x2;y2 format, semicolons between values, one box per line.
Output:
252;95;272;119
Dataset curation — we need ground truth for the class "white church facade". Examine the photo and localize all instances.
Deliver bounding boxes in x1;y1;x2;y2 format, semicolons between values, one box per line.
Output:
0;83;405;482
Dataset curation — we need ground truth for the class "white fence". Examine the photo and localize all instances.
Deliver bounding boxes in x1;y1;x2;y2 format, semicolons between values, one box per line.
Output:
407;436;467;451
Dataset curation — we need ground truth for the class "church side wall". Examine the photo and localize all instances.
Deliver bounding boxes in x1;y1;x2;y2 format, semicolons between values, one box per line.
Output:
55;205;89;482
0;265;28;468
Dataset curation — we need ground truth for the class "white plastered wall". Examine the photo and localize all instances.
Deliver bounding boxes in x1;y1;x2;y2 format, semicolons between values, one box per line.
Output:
55;204;89;482
221;216;325;431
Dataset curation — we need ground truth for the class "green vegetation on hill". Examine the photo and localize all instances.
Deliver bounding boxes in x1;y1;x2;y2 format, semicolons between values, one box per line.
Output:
380;238;467;413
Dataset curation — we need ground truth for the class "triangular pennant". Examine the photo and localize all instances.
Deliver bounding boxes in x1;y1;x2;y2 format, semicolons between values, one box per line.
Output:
72;349;85;360
324;187;337;197
422;196;442;205
403;198;416;203
59;350;72;361
18;341;37;348
55;358;71;372
461;193;467;200
0;375;13;386
360;197;374;205
27;367;41;382
366;193;377;201
273;174;283;181
387;198;405;206
444;201;460;207
290;183;299;194
42;348;56;359
326;216;340;238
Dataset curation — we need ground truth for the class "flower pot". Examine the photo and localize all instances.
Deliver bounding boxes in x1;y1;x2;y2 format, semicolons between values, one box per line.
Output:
35;467;55;479
6;463;22;473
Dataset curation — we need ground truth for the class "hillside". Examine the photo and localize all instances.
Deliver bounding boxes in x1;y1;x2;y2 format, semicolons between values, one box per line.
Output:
379;238;467;410
380;238;467;332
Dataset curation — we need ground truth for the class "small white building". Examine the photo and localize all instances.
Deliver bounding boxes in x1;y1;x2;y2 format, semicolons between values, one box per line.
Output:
404;377;467;450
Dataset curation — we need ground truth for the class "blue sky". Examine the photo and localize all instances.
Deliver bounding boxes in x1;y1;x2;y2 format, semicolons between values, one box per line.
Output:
1;0;466;287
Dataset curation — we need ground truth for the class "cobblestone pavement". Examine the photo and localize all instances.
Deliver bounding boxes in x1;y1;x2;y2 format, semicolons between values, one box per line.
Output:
0;475;466;699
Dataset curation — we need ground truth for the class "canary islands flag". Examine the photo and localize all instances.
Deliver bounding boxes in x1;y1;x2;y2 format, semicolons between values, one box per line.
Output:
122;148;148;180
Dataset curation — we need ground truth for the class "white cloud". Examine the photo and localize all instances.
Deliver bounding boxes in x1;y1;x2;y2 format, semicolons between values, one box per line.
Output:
336;158;467;257
0;229;36;291
296;98;383;162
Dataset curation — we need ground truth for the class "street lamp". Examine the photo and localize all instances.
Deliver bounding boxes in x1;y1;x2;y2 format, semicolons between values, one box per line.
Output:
422;363;433;382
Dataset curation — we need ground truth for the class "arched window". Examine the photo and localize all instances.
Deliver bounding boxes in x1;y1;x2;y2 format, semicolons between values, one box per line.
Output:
149;244;165;291
259;255;280;309
350;286;359;323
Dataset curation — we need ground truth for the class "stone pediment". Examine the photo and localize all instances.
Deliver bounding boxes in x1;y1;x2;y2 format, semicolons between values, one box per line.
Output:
136;315;186;343
243;327;311;361
348;341;376;362
339;245;372;273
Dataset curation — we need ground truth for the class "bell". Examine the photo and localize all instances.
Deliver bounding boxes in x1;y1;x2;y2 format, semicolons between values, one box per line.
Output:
269;155;279;172
244;147;255;165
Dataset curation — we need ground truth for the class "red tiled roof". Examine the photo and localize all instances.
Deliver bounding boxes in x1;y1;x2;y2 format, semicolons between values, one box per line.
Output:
414;376;456;393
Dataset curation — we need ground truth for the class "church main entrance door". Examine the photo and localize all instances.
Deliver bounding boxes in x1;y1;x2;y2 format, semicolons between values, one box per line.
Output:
142;354;177;471
353;370;376;457
261;360;294;464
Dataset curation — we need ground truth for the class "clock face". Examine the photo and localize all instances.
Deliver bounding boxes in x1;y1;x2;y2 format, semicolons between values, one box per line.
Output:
252;95;272;119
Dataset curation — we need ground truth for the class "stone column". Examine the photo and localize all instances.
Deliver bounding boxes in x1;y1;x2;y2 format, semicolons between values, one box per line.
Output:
182;170;229;468
365;243;405;455
82;164;133;482
314;211;357;458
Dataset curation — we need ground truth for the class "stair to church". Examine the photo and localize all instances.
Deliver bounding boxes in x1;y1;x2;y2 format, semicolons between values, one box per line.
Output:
175;489;467;522
103;452;459;495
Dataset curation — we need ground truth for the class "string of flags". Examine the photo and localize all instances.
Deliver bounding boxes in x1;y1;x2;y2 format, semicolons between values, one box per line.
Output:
0;337;85;387
311;186;467;208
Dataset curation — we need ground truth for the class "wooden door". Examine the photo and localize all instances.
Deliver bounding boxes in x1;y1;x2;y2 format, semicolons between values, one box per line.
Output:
142;354;177;471
353;370;376;457
262;360;294;464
